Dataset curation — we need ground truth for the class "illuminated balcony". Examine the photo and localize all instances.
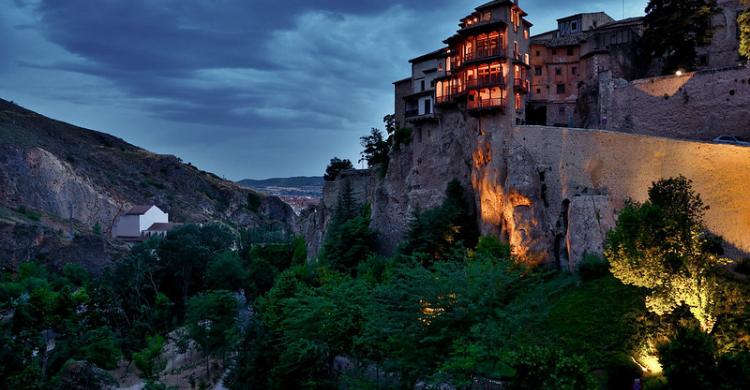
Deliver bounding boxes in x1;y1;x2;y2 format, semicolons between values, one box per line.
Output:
467;97;504;111
464;44;506;64
467;74;505;89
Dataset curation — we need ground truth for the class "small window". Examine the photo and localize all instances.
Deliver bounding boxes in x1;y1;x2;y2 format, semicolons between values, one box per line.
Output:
552;49;557;55
571;21;577;31
567;47;574;56
536;88;541;94
535;66;542;76
555;68;562;75
536;50;541;57
421;80;425;91
438;63;444;72
571;67;577;75
524;29;529;39
557;84;565;94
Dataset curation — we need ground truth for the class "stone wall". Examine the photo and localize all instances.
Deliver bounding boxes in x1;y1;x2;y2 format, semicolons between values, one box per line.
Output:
603;66;750;140
475;125;750;270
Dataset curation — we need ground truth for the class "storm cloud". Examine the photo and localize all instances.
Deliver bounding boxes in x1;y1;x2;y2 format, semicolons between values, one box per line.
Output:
0;0;646;179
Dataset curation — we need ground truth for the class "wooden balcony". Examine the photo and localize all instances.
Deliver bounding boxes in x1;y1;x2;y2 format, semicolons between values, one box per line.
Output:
468;97;504;111
464;44;506;64
467;74;505;89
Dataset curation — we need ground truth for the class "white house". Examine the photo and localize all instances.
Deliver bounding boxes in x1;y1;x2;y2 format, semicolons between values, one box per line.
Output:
112;205;169;238
143;222;183;239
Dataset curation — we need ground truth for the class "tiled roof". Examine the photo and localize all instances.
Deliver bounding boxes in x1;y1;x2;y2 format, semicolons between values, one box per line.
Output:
145;223;183;232
124;205;154;215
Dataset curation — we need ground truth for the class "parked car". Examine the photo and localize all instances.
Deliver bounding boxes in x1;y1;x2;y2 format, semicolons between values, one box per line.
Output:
713;135;750;147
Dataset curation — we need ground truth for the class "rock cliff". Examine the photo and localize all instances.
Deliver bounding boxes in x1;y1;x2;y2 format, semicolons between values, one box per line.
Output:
0;98;297;270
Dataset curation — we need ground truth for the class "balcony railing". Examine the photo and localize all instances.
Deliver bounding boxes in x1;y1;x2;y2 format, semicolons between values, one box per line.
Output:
464;42;505;63
468;98;504;111
513;78;530;92
467;74;505;89
405;109;419;118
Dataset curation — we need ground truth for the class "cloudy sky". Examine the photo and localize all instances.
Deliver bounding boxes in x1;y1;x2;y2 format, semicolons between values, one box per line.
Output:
0;0;647;180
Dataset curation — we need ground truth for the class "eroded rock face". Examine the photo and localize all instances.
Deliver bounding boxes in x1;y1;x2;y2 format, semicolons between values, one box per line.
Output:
298;169;377;258
566;195;616;272
0;145;120;227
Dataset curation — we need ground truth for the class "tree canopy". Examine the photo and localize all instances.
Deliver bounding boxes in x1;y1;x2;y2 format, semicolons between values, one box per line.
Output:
641;0;718;74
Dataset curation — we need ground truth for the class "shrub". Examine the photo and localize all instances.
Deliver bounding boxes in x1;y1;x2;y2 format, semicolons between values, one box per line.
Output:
658;325;718;389
507;347;596;390
578;253;609;280
393;127;413;150
324;158;354;181
475;236;511;259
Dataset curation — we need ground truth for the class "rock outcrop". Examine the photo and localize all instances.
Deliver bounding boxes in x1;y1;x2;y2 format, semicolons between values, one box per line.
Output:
0;98;297;270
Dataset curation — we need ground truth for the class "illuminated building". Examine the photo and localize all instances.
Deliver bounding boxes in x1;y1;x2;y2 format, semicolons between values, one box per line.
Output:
394;0;532;128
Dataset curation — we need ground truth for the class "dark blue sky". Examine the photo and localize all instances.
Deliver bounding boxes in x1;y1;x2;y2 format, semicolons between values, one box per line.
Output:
0;0;646;180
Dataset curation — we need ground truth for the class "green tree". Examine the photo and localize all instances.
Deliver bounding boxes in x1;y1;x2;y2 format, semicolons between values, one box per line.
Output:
320;180;376;273
323;157;354;181
605;176;728;331
157;224;235;313
400;180;479;262
205;251;248;292
79;327;121;370
360;128;390;173
185;290;239;379
133;335;167;380
641;0;719;74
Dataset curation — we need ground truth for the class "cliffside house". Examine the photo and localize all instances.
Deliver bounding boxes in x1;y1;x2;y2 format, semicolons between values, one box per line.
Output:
395;0;533;129
527;13;644;127
112;205;170;239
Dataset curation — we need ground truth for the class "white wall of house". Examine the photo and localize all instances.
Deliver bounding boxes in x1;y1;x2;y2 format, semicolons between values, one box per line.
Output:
112;206;169;238
113;215;141;238
139;207;169;233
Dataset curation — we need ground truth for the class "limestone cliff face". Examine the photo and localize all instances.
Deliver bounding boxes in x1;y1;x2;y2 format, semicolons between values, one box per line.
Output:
299;169;377;258
313;119;750;270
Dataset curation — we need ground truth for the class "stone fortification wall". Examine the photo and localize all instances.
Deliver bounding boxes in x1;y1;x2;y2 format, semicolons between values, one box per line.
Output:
475;126;750;270
602;66;750;140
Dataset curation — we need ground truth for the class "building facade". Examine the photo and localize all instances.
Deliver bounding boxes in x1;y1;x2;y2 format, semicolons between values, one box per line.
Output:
112;205;169;239
394;0;532;129
527;13;643;127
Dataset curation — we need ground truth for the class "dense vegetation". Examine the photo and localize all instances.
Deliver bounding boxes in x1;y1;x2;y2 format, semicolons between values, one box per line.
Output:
2;178;749;389
641;0;718;74
0;224;306;388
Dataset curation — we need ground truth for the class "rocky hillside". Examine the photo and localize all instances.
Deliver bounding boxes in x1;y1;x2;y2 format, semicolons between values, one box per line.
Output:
0;98;296;270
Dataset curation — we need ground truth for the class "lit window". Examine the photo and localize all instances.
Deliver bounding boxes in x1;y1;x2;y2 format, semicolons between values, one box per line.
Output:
515;93;522;111
524;29;529;39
